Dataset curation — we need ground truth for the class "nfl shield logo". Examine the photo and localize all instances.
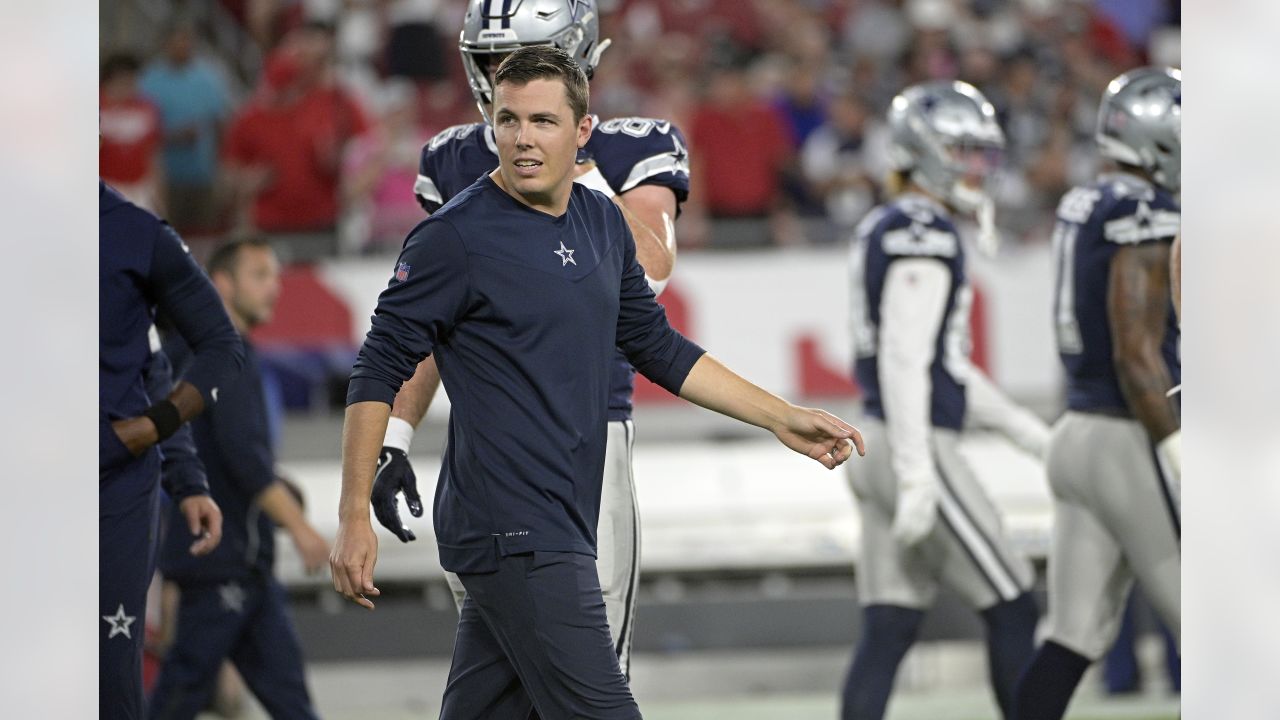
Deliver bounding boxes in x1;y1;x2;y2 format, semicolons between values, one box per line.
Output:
395;262;411;282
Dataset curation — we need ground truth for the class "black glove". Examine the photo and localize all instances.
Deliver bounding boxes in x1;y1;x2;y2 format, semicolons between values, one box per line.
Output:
371;446;423;543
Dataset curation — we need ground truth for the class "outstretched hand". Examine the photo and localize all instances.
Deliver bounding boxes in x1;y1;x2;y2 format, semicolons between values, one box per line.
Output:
371;447;423;543
773;407;866;469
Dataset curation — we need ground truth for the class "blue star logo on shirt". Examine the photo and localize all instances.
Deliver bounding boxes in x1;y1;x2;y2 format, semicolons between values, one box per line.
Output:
102;604;136;640
554;241;577;267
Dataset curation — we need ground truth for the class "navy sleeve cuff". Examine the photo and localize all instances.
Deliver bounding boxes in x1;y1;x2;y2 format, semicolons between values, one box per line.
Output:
346;376;399;407
162;465;210;503
639;337;706;397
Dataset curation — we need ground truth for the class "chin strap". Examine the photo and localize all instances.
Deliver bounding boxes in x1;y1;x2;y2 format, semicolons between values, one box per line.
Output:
975;195;1000;258
588;38;612;71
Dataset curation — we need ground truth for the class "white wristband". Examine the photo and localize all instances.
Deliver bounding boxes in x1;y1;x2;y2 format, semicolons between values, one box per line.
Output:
574;165;616;198
384;416;415;453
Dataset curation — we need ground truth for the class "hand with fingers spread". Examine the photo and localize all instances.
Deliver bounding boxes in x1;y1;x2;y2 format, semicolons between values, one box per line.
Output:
371;447;423;543
178;495;223;556
771;406;867;470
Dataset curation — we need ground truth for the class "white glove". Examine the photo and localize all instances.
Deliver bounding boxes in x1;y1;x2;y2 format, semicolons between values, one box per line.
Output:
573;165;616;198
1155;430;1181;512
893;480;940;547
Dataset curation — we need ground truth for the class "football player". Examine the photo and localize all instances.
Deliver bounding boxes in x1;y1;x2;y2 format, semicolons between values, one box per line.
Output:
842;81;1049;720
1012;66;1181;720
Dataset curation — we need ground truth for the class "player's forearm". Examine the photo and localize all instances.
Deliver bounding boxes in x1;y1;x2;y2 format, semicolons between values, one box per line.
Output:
880;357;940;489
167;380;206;424
678;354;789;433
615;195;676;285
1115;353;1179;443
965;367;1049;457
389;357;442;428
256;481;310;535
1108;243;1178;443
339;401;392;521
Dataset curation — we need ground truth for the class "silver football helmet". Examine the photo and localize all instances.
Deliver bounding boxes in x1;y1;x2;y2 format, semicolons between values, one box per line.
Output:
1096;66;1181;192
887;80;1006;215
460;0;611;124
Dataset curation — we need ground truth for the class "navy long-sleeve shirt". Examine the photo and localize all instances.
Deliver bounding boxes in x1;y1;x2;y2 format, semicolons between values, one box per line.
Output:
348;176;705;573
99;181;243;510
160;335;277;582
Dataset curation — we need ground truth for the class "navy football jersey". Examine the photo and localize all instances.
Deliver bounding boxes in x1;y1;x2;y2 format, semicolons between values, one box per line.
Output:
850;194;971;430
1052;173;1181;413
413;116;691;421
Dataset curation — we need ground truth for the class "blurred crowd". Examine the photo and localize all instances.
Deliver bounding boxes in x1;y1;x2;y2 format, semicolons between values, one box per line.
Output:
100;0;1180;255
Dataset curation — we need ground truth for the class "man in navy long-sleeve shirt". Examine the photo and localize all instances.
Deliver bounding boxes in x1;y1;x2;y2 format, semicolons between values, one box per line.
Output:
330;47;866;720
149;238;326;720
100;181;244;720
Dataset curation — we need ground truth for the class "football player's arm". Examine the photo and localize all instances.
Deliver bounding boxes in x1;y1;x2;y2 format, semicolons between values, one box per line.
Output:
574;163;678;295
370;356;440;543
379;147;445;535
878;258;950;546
1108;242;1179;443
145;343;210;503
113;222;245;457
149;222;245;421
614;186;677;295
146;343;224;557
964;369;1050;459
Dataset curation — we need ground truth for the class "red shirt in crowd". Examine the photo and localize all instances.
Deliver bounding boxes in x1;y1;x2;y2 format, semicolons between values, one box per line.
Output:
99;95;162;185
224;86;370;233
690;100;790;217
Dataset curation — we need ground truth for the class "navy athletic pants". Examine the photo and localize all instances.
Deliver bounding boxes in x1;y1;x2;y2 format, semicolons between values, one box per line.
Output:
101;482;161;720
148;575;317;720
442;551;642;720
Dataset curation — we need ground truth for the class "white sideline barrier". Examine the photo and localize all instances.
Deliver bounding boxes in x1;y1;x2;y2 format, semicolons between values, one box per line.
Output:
275;432;1051;587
